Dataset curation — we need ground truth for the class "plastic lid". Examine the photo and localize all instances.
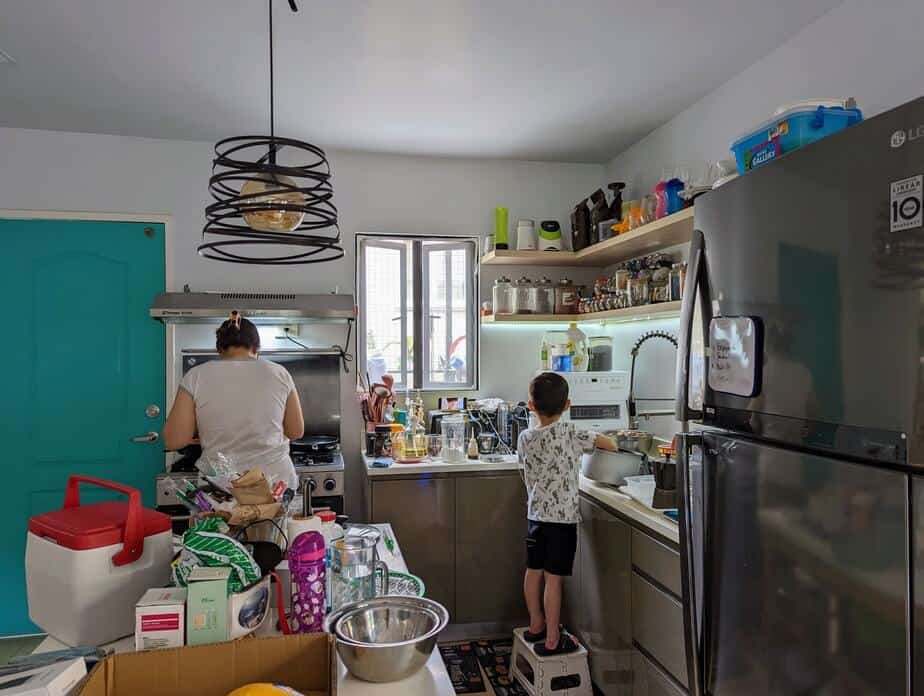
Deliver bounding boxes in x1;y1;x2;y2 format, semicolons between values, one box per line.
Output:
317;510;337;523
29;501;171;552
289;530;325;562
731;100;862;147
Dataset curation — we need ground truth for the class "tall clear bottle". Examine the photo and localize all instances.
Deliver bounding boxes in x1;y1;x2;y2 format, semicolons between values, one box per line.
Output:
566;323;590;372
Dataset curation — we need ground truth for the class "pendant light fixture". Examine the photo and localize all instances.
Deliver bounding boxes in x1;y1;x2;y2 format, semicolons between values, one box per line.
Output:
199;0;343;265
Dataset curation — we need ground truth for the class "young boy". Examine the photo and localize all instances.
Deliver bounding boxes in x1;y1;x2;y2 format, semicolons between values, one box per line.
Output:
518;372;617;655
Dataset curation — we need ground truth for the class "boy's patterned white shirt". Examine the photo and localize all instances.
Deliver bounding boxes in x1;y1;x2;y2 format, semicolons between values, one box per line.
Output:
518;421;597;523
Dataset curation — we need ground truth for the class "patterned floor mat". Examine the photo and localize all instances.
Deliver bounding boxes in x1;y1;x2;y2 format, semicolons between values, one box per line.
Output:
440;641;486;694
471;639;529;696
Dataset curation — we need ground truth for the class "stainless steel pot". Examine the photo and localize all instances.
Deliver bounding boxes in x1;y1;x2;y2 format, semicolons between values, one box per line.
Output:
326;596;450;683
581;448;645;486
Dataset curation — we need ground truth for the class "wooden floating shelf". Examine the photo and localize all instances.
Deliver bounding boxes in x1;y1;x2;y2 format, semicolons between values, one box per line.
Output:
481;208;693;268
481;301;682;325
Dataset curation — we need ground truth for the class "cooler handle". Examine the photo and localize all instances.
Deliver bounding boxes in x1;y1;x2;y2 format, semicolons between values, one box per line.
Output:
63;475;144;567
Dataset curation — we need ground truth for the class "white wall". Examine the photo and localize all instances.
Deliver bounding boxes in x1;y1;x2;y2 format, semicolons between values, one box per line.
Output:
0;125;604;517
606;0;924;196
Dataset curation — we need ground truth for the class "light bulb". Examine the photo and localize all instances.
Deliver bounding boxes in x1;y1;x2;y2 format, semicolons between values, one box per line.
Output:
240;174;306;233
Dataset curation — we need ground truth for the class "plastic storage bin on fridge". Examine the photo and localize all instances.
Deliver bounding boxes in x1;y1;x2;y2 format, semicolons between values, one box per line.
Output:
731;100;863;174
26;476;173;647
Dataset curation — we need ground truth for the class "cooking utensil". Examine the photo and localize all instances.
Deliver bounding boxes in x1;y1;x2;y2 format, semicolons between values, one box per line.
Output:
326;596;449;682
581;448;644;486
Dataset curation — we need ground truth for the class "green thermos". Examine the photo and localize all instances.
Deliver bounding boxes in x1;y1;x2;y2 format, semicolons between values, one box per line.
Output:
494;207;509;250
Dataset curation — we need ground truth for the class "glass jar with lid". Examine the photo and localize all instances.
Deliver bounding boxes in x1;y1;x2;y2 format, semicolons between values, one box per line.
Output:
588;336;613;371
511;276;534;314
532;276;555;314
492;276;513;315
554;278;579;315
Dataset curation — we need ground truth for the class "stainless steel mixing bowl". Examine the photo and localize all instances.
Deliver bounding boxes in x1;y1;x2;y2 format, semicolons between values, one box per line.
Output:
326;596;450;682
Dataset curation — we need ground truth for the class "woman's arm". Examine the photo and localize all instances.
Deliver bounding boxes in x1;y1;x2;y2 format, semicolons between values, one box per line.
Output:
283;390;305;441
163;389;198;450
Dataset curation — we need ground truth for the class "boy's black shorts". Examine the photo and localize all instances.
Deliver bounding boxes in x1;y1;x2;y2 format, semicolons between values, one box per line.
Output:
526;520;578;576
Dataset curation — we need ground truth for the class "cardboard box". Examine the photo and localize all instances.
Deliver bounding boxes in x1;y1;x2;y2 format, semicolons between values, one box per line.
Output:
76;634;334;696
187;567;231;646
0;657;87;696
135;588;187;651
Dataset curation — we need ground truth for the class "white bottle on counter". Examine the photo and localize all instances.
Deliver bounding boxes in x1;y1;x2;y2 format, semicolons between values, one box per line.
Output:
566;323;589;372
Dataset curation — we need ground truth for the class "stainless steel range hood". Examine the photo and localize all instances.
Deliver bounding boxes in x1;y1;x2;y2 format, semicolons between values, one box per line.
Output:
150;290;354;324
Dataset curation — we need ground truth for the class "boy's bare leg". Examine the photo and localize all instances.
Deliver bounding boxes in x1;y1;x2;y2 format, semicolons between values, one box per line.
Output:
524;568;545;633
543;572;563;649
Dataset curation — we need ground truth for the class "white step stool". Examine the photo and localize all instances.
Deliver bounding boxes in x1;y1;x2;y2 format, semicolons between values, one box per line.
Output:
510;627;592;696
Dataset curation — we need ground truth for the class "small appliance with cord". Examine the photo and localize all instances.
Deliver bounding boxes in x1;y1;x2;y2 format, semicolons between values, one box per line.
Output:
554;371;630;433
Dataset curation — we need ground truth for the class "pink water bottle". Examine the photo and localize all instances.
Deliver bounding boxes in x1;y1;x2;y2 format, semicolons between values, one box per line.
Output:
289;531;326;633
654;181;668;219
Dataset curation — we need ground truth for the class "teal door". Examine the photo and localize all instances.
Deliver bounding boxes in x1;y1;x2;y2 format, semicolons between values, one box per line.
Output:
0;218;165;636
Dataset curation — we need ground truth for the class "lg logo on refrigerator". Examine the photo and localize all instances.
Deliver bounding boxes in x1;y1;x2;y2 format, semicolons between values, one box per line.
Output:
891;124;924;148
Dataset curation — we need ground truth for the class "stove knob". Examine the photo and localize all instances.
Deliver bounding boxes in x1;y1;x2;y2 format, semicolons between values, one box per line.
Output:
307;479;317;491
323;478;337;492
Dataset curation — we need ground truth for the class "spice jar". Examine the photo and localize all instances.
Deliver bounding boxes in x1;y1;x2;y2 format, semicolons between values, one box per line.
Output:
511;276;534;314
628;272;650;306
554;278;579;315
533;276;555;314
492;276;513;315
614;268;629;291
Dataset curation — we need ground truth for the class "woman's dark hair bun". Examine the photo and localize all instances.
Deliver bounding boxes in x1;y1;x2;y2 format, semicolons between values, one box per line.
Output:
216;312;261;353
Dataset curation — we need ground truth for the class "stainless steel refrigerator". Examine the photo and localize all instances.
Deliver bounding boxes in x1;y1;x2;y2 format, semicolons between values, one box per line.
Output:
675;95;924;695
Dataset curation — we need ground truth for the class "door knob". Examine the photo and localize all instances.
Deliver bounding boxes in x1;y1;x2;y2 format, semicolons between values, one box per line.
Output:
130;431;160;443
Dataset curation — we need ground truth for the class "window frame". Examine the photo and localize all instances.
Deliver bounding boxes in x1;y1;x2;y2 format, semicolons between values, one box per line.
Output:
356;233;479;391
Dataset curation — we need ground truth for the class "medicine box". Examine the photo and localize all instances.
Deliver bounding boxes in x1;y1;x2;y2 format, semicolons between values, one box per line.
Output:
186;567;231;646
135;587;187;651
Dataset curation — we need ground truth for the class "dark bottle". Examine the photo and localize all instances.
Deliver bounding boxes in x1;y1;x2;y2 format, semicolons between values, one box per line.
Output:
571;199;590;252
589;189;608;245
608;182;626;221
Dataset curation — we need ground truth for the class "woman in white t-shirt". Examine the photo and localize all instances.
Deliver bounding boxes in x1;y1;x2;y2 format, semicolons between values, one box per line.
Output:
163;312;304;490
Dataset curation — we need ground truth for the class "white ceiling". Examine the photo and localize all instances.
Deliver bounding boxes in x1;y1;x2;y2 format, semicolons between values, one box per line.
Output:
0;0;842;162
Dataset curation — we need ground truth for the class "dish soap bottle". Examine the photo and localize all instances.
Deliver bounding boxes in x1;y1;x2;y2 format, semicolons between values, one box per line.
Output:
467;434;479;460
566;322;589;372
540;337;550;370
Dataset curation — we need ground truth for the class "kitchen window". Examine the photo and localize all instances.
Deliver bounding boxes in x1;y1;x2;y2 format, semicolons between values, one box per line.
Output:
357;234;478;391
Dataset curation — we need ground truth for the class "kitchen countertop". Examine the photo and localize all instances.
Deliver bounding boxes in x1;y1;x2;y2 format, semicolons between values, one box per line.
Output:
579;475;679;545
364;452;521;476
34;523;456;696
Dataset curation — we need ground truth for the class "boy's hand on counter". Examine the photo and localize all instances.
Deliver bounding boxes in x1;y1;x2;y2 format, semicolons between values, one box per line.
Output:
594;434;618;452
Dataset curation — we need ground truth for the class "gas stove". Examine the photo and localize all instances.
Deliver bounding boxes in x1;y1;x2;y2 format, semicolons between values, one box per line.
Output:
294;451;345;500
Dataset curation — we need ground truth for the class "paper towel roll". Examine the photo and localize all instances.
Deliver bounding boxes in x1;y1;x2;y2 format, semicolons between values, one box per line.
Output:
287;514;322;543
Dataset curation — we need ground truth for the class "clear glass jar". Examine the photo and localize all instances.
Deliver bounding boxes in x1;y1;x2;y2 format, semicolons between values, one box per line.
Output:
588;336;613;371
492;276;513;315
511;276;534;314
628;273;650;306
554;278;579;314
441;414;468;463
533;276;555;314
614;268;629;291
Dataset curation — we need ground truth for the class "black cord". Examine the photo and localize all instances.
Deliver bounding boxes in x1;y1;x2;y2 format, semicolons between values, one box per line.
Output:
268;0;274;150
282;321;354;373
332;320;354;374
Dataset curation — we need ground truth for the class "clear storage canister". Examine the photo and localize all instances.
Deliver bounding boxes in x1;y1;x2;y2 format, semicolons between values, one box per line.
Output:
511;276;534;314
554;278;579;314
493;276;513;315
588;336;614;371
533;277;555;314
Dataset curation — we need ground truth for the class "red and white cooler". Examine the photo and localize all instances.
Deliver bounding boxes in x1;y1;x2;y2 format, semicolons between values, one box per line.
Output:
26;476;173;646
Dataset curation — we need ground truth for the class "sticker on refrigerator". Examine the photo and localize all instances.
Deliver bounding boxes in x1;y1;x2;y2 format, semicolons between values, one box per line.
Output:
890;175;923;233
708;317;763;398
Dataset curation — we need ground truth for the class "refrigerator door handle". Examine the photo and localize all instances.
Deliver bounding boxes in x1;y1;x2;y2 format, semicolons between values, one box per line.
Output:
675;228;707;423
678;431;704;696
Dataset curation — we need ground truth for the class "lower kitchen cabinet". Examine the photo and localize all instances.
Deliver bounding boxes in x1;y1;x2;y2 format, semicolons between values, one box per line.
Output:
579;496;633;695
369;477;456;615
632;649;686;696
455;475;528;623
630;571;687;688
368;471;528;624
